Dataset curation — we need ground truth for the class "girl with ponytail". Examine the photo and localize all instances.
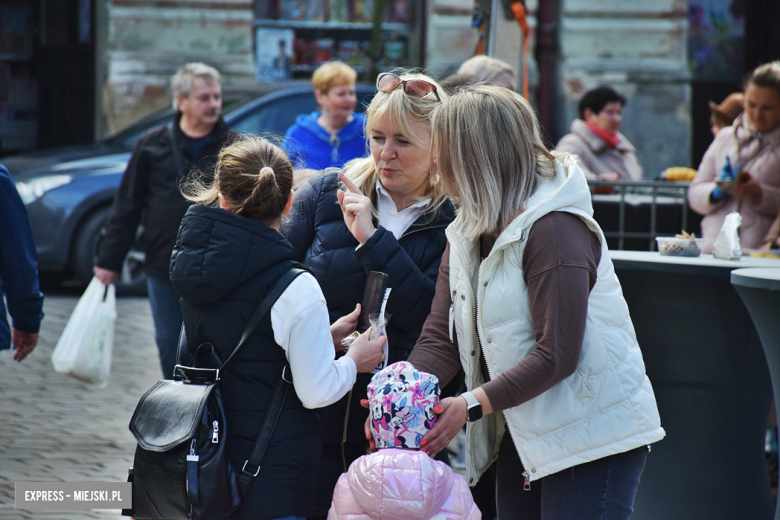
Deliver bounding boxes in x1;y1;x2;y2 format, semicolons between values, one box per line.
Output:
170;135;386;520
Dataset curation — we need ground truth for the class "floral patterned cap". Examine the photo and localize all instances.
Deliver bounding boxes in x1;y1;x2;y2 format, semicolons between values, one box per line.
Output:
367;361;440;449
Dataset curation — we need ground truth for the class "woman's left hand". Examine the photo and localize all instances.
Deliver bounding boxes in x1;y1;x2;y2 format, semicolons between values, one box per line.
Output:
330;304;361;350
420;396;468;457
337;172;376;245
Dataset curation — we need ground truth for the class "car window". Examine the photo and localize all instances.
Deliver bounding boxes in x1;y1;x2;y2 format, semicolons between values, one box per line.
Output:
107;89;374;148
229;93;318;138
230;89;375;139
107;93;256;149
109;110;176;148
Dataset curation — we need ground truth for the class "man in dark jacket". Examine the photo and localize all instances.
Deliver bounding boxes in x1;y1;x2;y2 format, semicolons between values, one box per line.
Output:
94;62;231;379
0;164;44;362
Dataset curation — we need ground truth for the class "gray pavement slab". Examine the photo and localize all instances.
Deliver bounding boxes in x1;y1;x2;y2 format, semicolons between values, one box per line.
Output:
0;295;161;519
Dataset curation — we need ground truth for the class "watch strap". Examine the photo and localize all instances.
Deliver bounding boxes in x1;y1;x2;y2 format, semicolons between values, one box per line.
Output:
462;391;480;409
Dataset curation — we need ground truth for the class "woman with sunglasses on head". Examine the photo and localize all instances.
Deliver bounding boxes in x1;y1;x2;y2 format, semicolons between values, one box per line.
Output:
401;84;664;519
282;71;455;519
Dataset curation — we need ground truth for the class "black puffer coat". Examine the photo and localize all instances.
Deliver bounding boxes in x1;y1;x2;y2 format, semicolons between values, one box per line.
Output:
282;169;456;514
170;204;319;520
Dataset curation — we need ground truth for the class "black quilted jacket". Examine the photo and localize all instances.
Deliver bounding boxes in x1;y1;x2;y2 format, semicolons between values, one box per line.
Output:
170;204;317;520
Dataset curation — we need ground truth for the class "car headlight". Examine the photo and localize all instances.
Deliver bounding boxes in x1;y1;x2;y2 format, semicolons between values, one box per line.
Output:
15;175;73;205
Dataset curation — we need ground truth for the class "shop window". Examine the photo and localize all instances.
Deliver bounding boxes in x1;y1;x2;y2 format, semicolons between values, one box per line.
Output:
254;0;420;82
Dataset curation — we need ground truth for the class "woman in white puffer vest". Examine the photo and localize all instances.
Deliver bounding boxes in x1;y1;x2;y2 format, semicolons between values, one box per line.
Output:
401;85;665;519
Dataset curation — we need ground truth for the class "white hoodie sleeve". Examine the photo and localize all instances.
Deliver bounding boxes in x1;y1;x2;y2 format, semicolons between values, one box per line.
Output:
270;273;357;409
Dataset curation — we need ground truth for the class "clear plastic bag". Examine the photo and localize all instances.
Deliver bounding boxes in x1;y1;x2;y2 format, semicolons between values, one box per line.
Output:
712;212;742;260
368;312;391;374
51;277;117;385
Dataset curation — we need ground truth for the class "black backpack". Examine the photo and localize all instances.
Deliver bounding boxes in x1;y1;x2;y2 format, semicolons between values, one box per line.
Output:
122;267;304;520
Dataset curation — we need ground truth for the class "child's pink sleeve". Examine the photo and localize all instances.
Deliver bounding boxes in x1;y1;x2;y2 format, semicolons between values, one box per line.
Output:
328;472;370;520
453;474;482;520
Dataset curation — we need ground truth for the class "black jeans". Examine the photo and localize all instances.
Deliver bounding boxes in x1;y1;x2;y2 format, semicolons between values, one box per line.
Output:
496;432;648;520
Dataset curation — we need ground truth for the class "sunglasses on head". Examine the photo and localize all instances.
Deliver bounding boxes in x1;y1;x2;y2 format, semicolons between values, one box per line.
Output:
376;73;441;102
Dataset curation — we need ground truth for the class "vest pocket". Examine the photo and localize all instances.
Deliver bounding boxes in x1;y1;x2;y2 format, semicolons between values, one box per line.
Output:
598;327;632;368
565;369;596;404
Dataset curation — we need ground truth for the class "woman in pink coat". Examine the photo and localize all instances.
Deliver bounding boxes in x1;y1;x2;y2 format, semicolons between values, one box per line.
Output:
328;362;480;520
689;61;780;253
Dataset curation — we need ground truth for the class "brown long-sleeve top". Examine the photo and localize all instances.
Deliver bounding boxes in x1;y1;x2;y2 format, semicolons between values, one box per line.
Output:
407;211;602;413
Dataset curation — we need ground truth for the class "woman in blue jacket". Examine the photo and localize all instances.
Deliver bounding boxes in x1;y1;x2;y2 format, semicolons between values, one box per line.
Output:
283;61;366;172
282;71;455;518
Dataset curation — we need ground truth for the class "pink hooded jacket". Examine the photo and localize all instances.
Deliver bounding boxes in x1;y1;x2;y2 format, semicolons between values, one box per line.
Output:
327;449;481;520
688;113;780;253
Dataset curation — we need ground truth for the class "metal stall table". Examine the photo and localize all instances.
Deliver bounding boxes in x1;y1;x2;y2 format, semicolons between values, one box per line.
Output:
588;180;703;251
609;251;780;520
732;268;780;520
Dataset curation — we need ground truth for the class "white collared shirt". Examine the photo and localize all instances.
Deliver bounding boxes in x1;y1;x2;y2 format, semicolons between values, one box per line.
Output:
376;182;432;239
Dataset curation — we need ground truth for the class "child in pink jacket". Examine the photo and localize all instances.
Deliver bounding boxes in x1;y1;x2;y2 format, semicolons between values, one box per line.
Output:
327;361;481;520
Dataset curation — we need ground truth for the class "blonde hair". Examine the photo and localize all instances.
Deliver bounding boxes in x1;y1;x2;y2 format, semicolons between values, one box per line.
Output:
171;62;221;110
182;136;293;225
457;56;515;85
748;61;780;99
342;70;449;216
312;61;357;95
430;84;554;238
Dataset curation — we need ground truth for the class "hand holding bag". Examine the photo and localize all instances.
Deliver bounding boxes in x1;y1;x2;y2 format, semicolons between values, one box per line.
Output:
123;267;304;520
51;277;116;385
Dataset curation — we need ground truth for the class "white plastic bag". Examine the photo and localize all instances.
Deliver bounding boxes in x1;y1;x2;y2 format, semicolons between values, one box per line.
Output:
712;212;742;260
52;277;117;385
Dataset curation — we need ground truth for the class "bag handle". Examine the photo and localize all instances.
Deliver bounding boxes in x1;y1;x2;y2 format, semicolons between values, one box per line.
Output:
219;267;306;372
238;365;292;493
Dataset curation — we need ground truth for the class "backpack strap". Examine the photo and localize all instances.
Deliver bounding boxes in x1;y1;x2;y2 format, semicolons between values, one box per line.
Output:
238;364;293;493
220;267;306;371
174;266;305;494
226;267;306;493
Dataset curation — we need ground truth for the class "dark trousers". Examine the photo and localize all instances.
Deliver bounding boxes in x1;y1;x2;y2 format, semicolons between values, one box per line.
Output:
495;432;648;520
146;275;182;379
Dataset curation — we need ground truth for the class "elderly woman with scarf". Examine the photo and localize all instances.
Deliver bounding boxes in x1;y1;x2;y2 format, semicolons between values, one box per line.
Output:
556;86;643;181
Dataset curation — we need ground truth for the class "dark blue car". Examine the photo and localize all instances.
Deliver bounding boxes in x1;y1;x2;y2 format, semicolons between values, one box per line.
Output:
4;83;375;294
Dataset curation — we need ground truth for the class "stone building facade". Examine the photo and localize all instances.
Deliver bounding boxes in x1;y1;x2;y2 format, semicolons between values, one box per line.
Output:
11;0;776;175
100;0;256;135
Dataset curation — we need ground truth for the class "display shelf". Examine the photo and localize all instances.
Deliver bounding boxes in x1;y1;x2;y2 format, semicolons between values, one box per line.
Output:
253;19;411;32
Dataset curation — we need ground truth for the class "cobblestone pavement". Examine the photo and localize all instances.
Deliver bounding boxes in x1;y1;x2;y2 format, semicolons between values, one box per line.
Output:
0;294;161;519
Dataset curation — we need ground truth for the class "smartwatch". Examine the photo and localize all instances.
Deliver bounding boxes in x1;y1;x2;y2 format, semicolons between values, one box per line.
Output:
461;391;483;422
